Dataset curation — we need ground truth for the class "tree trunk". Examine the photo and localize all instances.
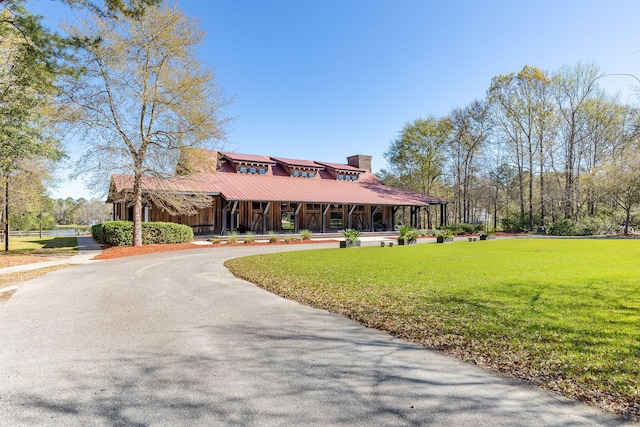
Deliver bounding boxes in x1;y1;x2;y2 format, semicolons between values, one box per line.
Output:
4;176;8;252
539;142;545;227
528;144;534;231
625;207;631;235
564;128;575;219
132;170;143;247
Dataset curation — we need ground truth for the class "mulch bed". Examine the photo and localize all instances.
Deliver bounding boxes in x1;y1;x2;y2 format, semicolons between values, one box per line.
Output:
93;239;338;260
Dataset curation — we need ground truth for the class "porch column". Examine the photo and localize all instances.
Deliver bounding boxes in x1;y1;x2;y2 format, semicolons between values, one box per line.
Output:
440;204;446;227
294;203;302;233
322;204;330;233
371;206;380;231
392;206;400;231
221;202;227;235
230;201;238;233
348;205;356;229
262;202;271;234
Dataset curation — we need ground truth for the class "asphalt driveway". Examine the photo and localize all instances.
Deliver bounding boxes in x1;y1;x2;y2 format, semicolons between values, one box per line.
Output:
0;244;632;426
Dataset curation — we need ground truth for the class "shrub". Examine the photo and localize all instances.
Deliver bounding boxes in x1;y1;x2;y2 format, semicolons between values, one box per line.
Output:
341;229;361;243
435;229;455;239
283;235;292;243
91;221;193;246
300;229;312;240
398;225;419;244
227;232;239;243
210;236;222;244
92;221;132;246
244;232;256;244
500;215;531;233
548;219;576;236
439;223;483;235
548;217;624;236
268;231;280;243
91;223;106;243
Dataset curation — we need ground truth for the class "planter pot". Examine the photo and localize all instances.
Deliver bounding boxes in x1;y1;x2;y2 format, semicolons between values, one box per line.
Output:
397;238;417;246
340;240;361;248
437;236;454;243
479;235;496;241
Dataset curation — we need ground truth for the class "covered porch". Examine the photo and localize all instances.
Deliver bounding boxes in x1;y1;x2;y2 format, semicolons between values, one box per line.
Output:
110;195;449;235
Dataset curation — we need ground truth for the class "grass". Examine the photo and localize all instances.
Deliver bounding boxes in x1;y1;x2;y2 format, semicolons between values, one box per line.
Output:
225;239;640;420
6;236;79;253
0;236;78;269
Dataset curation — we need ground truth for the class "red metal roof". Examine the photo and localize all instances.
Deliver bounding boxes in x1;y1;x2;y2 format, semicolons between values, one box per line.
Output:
316;161;364;172
270;156;323;169
222;152;275;164
111;169;448;206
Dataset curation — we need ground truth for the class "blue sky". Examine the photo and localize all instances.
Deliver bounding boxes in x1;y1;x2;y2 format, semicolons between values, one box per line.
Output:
33;0;640;199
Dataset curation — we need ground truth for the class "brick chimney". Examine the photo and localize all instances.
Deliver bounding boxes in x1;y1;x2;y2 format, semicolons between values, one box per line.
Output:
347;154;372;172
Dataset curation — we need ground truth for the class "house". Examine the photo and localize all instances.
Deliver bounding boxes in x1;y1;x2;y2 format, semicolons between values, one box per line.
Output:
107;148;450;235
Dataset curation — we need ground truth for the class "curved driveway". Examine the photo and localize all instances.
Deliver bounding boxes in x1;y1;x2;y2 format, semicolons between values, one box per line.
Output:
0;244;631;426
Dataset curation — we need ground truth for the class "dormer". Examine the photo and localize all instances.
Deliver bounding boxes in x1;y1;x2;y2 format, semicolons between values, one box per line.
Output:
316;162;364;181
176;147;219;175
222;152;275;175
271;157;323;178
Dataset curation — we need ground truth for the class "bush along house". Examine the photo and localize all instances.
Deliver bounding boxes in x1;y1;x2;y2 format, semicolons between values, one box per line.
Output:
107;148;450;235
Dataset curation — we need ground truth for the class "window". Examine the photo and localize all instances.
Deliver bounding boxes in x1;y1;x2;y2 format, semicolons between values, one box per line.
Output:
293;170;300;177
259;168;267;174
281;211;294;230
309;172;315;178
330;211;343;229
252;202;262;210
301;171;308;178
337;174;344;180
249;167;257;174
345;175;352;181
239;166;247;174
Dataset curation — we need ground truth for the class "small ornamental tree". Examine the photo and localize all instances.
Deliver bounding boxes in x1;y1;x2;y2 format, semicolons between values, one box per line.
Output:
63;3;229;246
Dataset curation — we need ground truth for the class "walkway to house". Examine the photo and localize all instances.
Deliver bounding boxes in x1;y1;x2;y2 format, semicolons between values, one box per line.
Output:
0;243;631;426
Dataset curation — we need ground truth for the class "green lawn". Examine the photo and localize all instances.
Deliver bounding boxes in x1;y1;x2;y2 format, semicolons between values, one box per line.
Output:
225;239;640;420
8;236;79;253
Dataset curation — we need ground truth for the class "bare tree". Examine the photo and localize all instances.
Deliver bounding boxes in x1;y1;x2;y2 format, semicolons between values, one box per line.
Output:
448;100;491;223
488;65;554;230
552;61;602;220
598;148;640;234
63;3;229;245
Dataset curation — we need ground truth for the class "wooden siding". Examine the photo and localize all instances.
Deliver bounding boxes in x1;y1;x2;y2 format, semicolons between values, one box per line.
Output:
117;197;397;235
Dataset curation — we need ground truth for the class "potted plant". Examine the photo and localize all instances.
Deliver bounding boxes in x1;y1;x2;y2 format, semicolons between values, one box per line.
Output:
340;228;361;248
436;230;454;243
479;228;496;240
397;225;419;245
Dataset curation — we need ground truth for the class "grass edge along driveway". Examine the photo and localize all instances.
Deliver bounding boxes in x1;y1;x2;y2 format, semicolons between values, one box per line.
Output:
225;239;639;421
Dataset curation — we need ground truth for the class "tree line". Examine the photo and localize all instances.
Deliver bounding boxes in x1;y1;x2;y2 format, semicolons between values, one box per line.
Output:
381;62;640;235
1;196;112;230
